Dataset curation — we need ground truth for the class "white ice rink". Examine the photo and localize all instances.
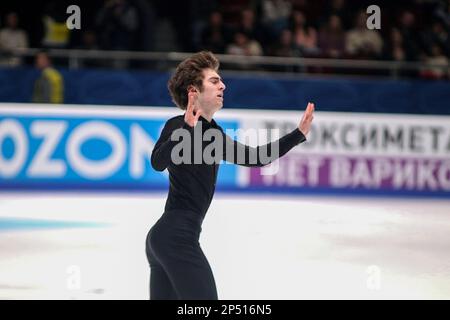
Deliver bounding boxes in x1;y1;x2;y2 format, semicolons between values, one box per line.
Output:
0;192;449;300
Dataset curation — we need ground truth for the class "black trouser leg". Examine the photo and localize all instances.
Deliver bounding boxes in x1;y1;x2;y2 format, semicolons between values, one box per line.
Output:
146;211;218;300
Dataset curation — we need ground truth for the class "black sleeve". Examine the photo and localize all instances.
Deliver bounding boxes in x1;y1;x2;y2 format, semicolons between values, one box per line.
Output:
151;117;192;171
222;128;306;167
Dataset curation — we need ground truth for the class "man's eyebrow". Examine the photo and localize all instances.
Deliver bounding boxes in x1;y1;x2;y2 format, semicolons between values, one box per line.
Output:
208;76;222;81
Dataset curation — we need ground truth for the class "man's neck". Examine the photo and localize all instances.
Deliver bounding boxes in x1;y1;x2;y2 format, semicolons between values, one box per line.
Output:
200;110;214;122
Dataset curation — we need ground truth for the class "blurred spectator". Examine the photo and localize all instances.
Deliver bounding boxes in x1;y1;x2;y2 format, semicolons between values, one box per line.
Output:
75;30;105;69
200;11;232;53
0;12;29;67
382;28;408;62
41;2;71;48
289;10;320;56
235;8;267;51
32;51;64;104
397;10;420;61
226;31;263;56
421;21;450;57
320;0;351;30
290;0;312;18
270;29;299;57
260;0;292;38
96;0;139;51
318;15;345;58
190;0;219;52
218;0;253;27
420;44;449;79
345;11;383;59
133;0;156;52
434;0;450;30
226;31;263;70
78;30;99;51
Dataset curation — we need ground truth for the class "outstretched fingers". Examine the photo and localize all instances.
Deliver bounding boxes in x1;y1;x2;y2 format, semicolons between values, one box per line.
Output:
305;102;315;122
298;102;315;136
187;92;195;114
307;102;314;115
185;91;202;127
193;109;202;124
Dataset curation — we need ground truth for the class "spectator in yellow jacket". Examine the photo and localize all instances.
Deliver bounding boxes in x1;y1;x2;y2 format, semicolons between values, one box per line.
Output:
32;51;64;104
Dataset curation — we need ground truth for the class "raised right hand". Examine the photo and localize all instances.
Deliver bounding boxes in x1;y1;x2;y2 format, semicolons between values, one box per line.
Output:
184;91;202;127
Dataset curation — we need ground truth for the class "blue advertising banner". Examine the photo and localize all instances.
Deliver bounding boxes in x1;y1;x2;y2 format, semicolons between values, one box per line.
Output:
1;104;449;198
0;105;238;191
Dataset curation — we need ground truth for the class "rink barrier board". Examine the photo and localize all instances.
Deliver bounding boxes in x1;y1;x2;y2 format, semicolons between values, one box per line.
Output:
1;104;449;198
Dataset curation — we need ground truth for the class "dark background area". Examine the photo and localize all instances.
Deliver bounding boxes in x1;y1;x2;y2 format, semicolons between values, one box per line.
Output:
0;0;439;50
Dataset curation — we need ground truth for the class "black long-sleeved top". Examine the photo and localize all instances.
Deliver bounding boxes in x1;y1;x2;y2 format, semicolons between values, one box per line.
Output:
151;115;306;216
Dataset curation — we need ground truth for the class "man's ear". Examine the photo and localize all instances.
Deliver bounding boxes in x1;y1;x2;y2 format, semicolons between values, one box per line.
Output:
188;85;199;93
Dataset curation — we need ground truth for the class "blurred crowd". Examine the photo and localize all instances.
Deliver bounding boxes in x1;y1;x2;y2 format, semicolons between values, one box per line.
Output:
1;0;450;79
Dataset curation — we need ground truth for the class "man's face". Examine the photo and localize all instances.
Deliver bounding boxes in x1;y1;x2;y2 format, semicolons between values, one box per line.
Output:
6;13;18;29
195;68;226;114
35;53;50;70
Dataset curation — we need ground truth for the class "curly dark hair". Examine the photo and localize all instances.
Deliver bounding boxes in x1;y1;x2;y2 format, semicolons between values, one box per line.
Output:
167;51;220;110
